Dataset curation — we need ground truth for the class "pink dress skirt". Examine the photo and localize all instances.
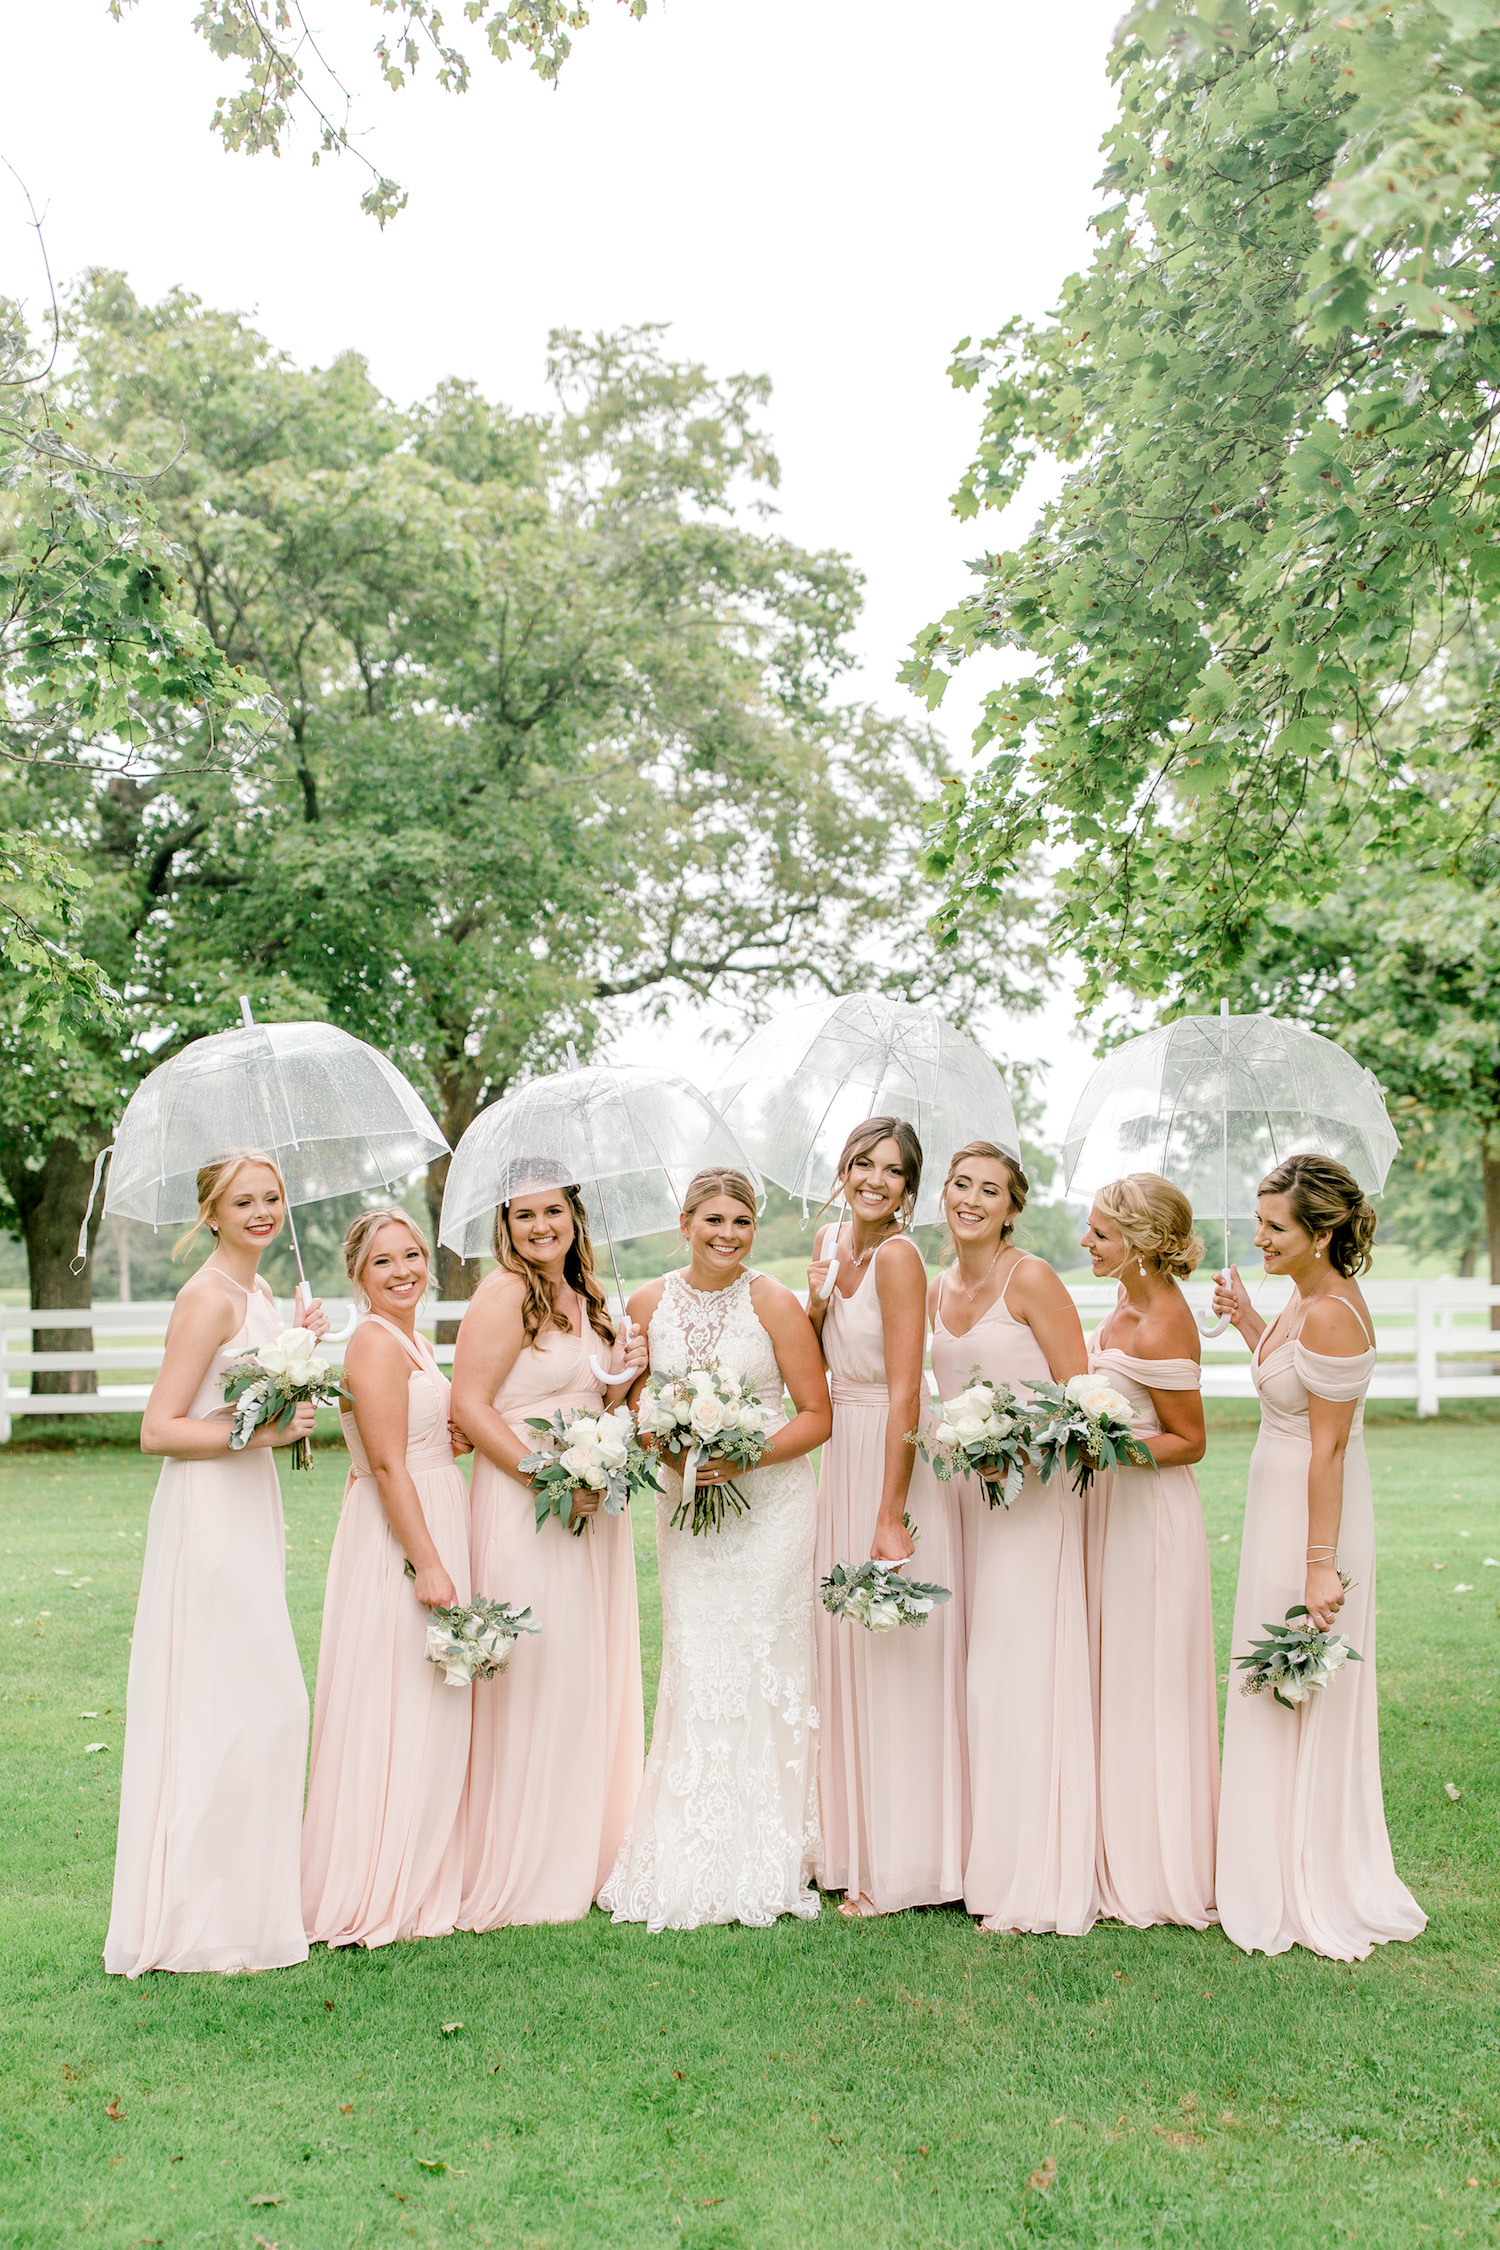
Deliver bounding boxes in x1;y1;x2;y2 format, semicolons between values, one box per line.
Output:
300;1318;472;1948
1085;1338;1218;1928
459;1325;643;1927
814;1237;966;1913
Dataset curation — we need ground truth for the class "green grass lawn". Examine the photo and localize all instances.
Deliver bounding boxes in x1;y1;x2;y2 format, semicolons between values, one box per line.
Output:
1;1411;1497;2249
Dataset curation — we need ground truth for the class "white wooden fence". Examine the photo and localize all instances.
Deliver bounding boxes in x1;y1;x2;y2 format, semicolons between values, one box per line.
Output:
3;1279;1496;1438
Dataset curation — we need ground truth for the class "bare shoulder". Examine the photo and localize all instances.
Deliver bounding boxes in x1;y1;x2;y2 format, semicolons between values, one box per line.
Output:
168;1267;242;1346
343;1319;412;1381
748;1270;804;1324
1302;1291;1373;1355
1009;1253;1071;1311
1134;1284;1201;1364
875;1235;927;1290
627;1275;669;1330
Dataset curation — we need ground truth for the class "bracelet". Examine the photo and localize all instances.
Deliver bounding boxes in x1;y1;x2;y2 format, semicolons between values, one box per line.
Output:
1306;1548;1337;1562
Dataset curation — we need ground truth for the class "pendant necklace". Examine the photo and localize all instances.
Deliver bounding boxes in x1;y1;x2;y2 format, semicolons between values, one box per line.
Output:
958;1241;1005;1304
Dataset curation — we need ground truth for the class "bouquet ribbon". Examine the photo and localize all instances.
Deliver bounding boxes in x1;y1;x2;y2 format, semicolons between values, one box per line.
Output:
680;1440;701;1511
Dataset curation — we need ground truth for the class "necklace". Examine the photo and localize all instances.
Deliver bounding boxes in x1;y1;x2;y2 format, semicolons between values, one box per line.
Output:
845;1222;894;1270
956;1241;1005;1303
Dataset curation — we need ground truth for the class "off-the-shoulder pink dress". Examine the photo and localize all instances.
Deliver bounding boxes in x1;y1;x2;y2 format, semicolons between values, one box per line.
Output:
931;1258;1095;1935
1085;1331;1218;1928
460;1323;643;1927
814;1233;966;1913
105;1274;309;1976
1216;1297;1425;1960
300;1316;472;1948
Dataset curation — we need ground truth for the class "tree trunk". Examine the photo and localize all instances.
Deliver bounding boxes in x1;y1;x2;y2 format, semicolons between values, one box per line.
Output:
425;1153;479;1346
9;1138;106;1395
1484;1126;1500;1332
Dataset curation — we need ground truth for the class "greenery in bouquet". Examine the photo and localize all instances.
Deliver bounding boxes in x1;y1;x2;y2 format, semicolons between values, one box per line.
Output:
221;1326;344;1471
517;1404;662;1537
1235;1599;1362;1712
1026;1373;1154;1495
916;1369;1032;1508
820;1557;953;1633
419;1592;540;1686
636;1365;771;1535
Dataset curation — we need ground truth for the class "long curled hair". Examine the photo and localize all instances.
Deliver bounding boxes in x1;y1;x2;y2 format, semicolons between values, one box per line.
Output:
493;1180;617;1347
1260;1153;1377;1278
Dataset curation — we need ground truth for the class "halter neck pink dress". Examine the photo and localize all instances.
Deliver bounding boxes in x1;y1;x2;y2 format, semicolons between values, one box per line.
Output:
459;1321;643;1927
931;1256;1096;1936
1085;1322;1218;1928
813;1233;966;1913
105;1273;309;1976
300;1316;472;1948
1217;1294;1425;1959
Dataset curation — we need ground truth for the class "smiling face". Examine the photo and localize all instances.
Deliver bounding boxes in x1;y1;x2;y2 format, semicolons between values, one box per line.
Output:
359;1221;429;1315
1081;1204;1131;1279
505;1189;576;1273
212;1164;285;1255
842;1136;908;1229
682;1194;757;1277
1254;1189;1328;1274
943;1154;1014;1254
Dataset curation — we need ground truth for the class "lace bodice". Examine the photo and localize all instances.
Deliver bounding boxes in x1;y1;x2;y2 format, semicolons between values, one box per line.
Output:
647;1272;786;1426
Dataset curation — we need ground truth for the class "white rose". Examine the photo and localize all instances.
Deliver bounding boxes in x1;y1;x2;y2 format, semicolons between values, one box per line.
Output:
1065;1373;1133;1422
989;1413;1014;1439
688;1392;725;1441
865;1598;903;1632
596;1427;629;1468
950;1410;988;1443
934;1420;959;1446
1279;1677;1311;1704
686;1368;719;1397
1321;1640;1350;1677
259;1326;321;1380
637;1395;678;1436
559;1442;602;1481
733;1401;766;1435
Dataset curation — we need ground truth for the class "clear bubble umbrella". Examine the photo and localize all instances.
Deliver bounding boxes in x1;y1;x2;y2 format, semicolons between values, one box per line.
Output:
84;1002;449;1292
711;993;1019;1297
1061;1003;1400;1332
438;1060;762;1375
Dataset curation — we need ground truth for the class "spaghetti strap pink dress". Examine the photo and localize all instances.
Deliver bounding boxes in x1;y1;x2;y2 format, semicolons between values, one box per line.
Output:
1085;1334;1218;1928
814;1234;966;1913
1217;1296;1425;1959
105;1276;309;1976
460;1324;643;1927
931;1258;1096;1935
300;1317;472;1948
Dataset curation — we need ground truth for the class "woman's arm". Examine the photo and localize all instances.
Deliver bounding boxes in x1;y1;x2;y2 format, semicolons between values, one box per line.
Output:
621;1279;667;1413
869;1239;927;1563
140;1280;315;1459
449;1278;545;1486
344;1325;456;1609
1008;1259;1089;1386
1134;1291;1206;1469
745;1277;832;1469
1210;1264;1265;1350
804;1224;836;1342
1299;1295;1369;1630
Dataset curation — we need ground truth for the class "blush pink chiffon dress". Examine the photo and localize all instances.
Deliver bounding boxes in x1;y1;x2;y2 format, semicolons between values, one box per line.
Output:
459;1323;643;1927
1084;1332;1219;1929
105;1274;309;1977
1216;1296;1425;1960
931;1257;1096;1935
813;1234;966;1913
300;1317;472;1948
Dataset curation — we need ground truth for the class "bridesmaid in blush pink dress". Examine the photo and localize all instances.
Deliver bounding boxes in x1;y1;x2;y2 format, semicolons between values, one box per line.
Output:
453;1176;646;1927
1212;1154;1425;1960
106;1151;324;1977
927;1141;1096;1936
808;1117;965;1918
301;1210;472;1948
1080;1174;1218;1930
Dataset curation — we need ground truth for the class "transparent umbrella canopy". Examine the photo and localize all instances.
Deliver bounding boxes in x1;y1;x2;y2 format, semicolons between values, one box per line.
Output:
1062;1007;1400;1301
438;1062;762;1361
96;1013;449;1288
711;993;1019;1230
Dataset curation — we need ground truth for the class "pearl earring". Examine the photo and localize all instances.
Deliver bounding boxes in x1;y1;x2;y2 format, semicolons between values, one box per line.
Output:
1314;1248;1321;1260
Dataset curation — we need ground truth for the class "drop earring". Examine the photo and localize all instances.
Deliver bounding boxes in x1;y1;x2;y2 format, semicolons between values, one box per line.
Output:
1137;1257;1148;1278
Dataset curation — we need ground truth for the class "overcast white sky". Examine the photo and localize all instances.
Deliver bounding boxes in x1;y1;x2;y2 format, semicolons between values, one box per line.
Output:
1;0;1126;1159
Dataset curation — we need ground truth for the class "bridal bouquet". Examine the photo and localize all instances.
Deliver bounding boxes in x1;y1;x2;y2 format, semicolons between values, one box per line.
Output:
1025;1373;1154;1495
1234;1600;1362;1710
221;1326;343;1471
636;1365;771;1535
517;1404;662;1537
408;1572;540;1685
820;1558;953;1632
917;1370;1032;1509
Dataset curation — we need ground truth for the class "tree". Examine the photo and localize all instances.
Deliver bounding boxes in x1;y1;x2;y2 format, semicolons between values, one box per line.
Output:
111;0;647;223
908;0;1500;1006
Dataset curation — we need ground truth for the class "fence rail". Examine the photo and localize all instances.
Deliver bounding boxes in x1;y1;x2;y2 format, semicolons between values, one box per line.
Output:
3;1278;1495;1438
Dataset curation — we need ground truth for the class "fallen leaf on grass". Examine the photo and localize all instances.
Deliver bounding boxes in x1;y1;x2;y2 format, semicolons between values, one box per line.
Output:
1445;1782;1463;1802
80;1711;99;1719
248;2194;285;2207
324;2000;336;2013
84;1743;108;1755
1028;2158;1057;2192
416;2157;446;2173
440;2021;464;2035
699;2198;725;2208
253;2237;280;2249
104;2098;125;2121
673;2069;685;2081
1152;2126;1205;2147
340;2103;353;2115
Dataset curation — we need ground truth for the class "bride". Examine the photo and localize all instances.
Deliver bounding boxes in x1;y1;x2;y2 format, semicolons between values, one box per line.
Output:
600;1166;832;1931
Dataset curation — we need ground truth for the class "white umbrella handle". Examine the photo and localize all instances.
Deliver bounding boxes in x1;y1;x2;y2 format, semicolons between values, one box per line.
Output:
325;1304;359;1345
1197;1268;1234;1339
819;1256;840;1302
591;1309;636;1389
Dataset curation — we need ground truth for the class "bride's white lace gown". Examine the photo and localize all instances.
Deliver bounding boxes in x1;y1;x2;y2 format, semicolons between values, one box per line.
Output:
599;1271;821;1931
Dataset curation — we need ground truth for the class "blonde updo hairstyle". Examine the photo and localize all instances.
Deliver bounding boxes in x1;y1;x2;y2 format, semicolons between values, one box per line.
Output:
1259;1153;1377;1278
172;1147;287;1261
941;1140;1029;1246
680;1168;761;1225
494;1178;617;1348
1094;1173;1205;1280
343;1207;431;1296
